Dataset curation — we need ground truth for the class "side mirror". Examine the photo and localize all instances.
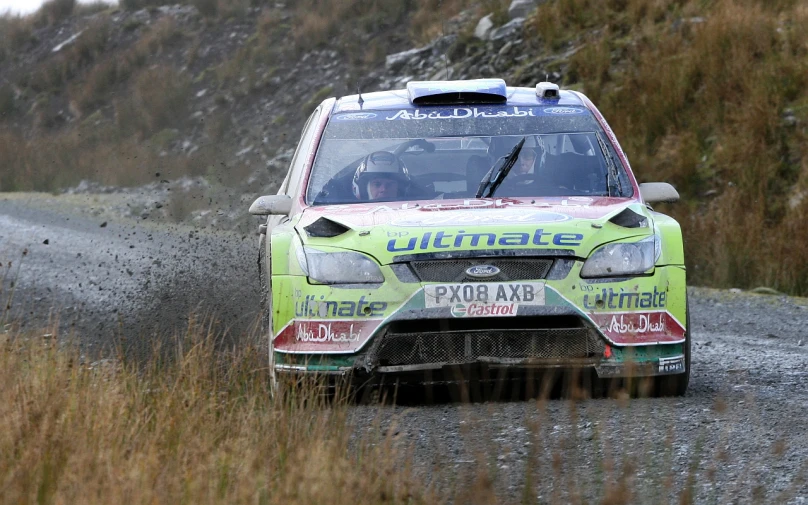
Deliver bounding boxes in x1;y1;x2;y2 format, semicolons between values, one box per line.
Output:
249;195;293;216
639;182;679;205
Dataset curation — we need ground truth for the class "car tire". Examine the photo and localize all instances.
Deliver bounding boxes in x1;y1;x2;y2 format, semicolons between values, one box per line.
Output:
655;295;691;397
258;238;278;396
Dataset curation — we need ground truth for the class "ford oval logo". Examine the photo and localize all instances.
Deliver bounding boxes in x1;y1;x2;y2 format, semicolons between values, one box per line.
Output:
466;265;500;278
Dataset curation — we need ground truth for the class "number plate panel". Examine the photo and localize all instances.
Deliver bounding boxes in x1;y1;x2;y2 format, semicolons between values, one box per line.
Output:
424;282;546;308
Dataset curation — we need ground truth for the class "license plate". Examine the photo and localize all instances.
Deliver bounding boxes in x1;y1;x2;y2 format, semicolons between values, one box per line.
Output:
424;282;545;308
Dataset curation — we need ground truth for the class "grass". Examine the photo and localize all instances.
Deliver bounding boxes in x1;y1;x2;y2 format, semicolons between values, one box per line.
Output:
0;323;437;504
526;0;808;294
2;317;804;504
1;249;806;503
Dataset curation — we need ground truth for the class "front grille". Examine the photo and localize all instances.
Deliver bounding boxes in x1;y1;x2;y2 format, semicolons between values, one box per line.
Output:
410;258;553;282
372;328;604;367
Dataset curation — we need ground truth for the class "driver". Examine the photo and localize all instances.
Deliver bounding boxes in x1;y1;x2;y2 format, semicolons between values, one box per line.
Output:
515;148;538;175
352;151;411;201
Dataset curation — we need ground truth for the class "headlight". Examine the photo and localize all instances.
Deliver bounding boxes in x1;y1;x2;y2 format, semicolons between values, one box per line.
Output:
303;247;384;284
580;235;658;278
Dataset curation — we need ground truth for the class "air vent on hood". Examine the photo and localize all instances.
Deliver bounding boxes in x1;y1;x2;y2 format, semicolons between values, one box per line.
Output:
407;79;508;105
304;217;351;238
609;208;648;228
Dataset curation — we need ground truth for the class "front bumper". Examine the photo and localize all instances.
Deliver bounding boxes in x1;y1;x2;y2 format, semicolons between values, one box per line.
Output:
271;261;687;380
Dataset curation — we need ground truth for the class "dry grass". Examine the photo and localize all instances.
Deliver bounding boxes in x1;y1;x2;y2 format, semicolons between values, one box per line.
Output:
71;16;182;117
1;314;802;504
34;0;76;27
529;0;808;293
19;14;111;94
0;318;435;505
290;0;475;51
0;126;206;191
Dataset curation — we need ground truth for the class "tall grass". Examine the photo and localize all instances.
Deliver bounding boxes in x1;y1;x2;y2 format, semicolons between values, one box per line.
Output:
3;314;803;504
529;0;808;293
0;318;435;504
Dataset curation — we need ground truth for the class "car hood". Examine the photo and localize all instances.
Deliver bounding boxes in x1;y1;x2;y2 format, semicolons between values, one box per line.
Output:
295;197;653;264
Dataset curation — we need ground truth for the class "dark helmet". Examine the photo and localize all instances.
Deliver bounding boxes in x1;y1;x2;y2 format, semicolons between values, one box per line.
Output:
352;151;410;200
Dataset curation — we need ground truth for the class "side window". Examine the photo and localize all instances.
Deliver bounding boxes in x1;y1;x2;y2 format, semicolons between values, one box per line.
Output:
284;109;322;197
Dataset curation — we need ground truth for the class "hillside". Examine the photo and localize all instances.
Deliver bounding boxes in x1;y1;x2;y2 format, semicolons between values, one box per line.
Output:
1;0;807;294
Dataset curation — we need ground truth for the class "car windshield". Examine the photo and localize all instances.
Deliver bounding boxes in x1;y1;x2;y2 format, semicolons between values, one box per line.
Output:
306;105;634;205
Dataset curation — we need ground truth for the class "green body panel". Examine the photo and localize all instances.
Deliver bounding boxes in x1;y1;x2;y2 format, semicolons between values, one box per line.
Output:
266;202;688;377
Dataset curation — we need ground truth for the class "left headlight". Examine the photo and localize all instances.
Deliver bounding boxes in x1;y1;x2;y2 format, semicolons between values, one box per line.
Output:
302;247;384;284
580;235;659;278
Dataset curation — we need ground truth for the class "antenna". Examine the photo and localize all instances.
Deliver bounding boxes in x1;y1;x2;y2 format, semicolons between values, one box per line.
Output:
440;0;449;80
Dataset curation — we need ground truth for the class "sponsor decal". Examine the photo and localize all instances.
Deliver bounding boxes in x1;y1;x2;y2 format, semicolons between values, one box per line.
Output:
334;112;378;120
465;265;500;278
390;209;571;227
583;287;667;310
316;198;594;215
544;107;586;115
658;356;685;374
295;321;363;343
385;107;538;121
425;282;545;308
387;229;584;252
606;313;666;334
588;312;685;344
450;302;518;318
273;320;381;352
294;295;387;318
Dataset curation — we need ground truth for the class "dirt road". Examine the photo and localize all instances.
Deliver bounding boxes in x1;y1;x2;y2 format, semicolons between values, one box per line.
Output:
2;193;807;503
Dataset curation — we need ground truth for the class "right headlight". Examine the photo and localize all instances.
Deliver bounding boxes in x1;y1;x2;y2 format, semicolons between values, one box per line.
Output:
301;247;384;284
580;235;658;278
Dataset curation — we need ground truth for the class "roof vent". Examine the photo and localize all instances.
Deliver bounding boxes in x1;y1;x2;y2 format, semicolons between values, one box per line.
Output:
536;82;560;100
407;79;507;105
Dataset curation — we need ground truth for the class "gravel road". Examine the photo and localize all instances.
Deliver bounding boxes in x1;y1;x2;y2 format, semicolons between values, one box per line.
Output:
2;194;807;503
0;194;259;358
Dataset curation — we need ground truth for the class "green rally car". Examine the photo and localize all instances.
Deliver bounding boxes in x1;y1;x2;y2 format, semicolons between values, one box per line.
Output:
250;79;689;396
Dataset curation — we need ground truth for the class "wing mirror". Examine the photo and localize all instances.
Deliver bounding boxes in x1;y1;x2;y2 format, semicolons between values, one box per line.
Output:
249;195;293;216
639;183;679;205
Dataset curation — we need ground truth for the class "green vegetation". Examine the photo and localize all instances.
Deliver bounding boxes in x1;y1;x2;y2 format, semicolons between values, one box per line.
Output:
302;84;333;114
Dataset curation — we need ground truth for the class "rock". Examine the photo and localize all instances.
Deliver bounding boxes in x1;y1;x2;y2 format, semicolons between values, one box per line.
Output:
385;47;431;72
508;0;544;20
498;41;514;57
430;34;458;57
474;14;494;40
490;18;525;41
429;66;451;81
52;30;84;53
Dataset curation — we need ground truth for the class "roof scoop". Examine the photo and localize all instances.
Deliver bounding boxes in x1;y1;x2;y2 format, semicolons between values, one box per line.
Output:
304;217;351;238
536;82;560;100
407;79;507;105
609;208;648;229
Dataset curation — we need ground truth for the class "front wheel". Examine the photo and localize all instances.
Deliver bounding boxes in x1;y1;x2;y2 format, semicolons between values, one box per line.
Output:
655;295;691;396
258;240;278;396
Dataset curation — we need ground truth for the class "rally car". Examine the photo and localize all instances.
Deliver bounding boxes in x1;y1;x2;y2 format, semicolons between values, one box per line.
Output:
250;79;689;396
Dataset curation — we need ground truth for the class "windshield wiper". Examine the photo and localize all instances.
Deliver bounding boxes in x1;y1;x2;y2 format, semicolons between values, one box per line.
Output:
475;137;526;198
595;132;622;197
